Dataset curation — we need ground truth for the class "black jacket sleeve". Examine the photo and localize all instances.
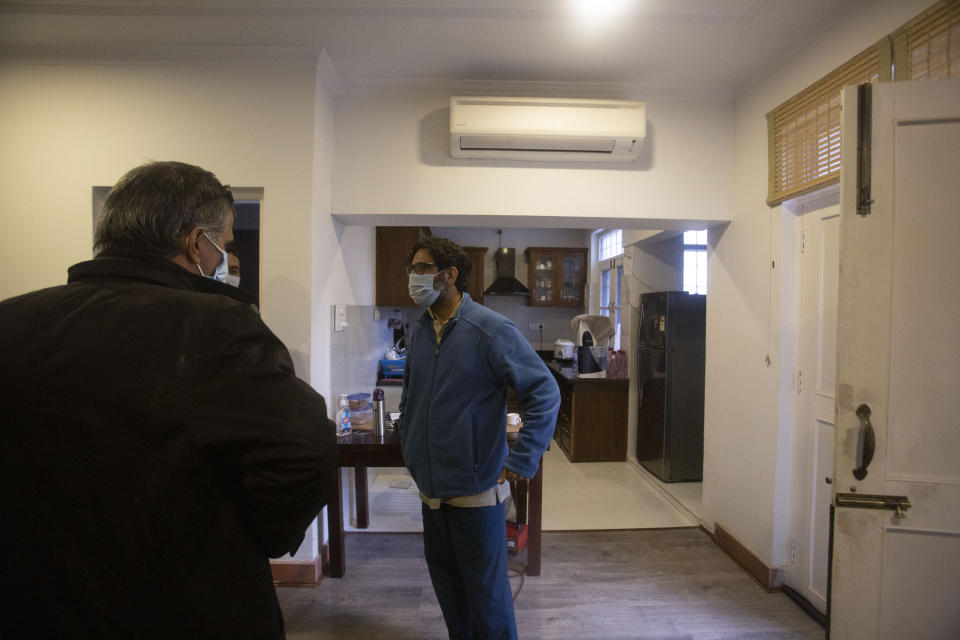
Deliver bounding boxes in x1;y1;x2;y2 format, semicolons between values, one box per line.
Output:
187;302;339;557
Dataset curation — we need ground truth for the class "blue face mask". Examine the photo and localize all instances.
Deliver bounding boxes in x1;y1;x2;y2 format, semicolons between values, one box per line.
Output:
408;270;443;307
197;232;229;283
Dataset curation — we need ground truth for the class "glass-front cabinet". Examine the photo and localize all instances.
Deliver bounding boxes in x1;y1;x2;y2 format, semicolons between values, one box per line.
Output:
526;247;587;307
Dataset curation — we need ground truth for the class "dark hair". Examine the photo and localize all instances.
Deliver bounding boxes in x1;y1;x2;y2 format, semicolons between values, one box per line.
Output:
94;161;233;257
407;237;472;294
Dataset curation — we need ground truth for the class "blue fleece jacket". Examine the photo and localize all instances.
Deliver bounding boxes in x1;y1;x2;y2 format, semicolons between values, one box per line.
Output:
398;293;560;499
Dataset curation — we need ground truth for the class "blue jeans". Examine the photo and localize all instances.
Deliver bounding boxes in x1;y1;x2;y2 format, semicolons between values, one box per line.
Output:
421;501;517;640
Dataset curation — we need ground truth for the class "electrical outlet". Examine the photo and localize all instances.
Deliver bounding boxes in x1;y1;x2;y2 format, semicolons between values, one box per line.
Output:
528;322;540;330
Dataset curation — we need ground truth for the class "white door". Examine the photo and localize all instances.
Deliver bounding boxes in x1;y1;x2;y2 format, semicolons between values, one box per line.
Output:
831;78;960;639
792;196;839;613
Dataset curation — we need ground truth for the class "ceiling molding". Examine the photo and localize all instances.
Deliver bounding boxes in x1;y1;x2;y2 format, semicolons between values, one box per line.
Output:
0;45;319;65
0;1;759;26
316;48;341;93
332;212;730;230
334;77;734;102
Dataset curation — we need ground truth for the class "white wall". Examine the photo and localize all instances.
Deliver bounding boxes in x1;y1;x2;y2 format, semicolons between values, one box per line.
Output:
0;61;318;372
0;57;359;562
332;93;732;229
704;0;933;574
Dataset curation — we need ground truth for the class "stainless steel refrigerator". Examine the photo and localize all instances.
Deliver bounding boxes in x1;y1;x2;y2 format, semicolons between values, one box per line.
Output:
636;291;706;482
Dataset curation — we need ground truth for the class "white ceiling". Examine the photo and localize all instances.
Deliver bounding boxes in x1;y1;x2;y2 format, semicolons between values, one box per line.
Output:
0;0;853;99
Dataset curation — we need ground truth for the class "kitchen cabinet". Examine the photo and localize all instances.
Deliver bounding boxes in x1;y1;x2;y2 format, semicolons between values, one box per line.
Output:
548;362;628;462
375;227;428;307
462;246;488;305
525;247;587;307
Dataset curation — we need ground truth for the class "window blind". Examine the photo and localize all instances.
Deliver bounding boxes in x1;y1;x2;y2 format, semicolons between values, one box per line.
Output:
894;0;960;81
766;44;882;206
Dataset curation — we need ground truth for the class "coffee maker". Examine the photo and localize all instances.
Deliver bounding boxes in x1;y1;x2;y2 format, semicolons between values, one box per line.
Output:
570;315;614;378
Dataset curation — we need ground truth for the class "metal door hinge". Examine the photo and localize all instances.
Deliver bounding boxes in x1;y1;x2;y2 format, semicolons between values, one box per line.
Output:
796;370;803;395
800;231;806;254
835;493;912;520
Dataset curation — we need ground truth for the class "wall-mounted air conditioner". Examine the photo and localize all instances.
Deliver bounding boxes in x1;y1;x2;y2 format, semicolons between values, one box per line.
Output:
450;96;645;162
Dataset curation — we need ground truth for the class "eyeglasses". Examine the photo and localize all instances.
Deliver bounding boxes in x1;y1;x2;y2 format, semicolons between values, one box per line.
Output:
192;184;233;212
406;262;438;275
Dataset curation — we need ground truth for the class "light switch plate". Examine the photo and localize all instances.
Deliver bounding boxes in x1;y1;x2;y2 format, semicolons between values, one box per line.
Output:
334;304;347;332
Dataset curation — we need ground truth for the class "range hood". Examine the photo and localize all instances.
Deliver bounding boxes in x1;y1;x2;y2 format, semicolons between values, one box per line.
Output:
484;248;530;297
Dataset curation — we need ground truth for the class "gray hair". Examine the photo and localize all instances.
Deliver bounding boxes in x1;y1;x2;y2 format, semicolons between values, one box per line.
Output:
94;161;233;257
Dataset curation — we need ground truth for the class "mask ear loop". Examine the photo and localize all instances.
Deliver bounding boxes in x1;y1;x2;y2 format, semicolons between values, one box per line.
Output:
433;267;449;289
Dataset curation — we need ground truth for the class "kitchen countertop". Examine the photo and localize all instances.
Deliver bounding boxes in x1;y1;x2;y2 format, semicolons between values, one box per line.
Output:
546;360;627;383
380;362;624;385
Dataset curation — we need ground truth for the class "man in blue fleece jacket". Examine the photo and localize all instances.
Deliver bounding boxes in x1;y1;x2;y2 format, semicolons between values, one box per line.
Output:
399;237;560;640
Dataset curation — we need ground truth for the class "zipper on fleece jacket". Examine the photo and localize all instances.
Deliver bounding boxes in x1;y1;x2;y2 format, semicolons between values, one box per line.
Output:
424;334;438;497
425;319;458;497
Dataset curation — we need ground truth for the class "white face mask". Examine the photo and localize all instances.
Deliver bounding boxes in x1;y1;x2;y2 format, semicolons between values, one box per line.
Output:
408;270;444;307
223;273;241;288
197;232;229;283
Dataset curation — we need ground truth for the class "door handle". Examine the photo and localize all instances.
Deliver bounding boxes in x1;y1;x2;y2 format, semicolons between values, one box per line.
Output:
853;403;875;480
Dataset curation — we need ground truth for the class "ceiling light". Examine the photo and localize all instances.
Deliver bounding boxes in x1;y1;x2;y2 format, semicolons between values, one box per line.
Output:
570;0;631;26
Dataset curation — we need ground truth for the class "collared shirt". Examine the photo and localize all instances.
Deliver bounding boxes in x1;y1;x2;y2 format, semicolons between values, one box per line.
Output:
427;293;464;345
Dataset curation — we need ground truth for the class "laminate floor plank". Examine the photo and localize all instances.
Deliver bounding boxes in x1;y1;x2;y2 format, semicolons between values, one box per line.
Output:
278;530;823;640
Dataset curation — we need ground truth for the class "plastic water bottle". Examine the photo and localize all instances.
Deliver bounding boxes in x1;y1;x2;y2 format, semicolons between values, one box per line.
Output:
336;394;351;436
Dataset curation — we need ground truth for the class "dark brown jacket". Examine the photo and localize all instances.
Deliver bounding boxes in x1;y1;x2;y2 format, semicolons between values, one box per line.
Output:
0;253;337;638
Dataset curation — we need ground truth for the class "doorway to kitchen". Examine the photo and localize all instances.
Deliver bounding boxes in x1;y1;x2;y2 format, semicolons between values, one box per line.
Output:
337;224;704;534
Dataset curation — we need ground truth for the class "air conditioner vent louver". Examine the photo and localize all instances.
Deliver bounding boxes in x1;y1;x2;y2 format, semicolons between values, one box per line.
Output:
459;135;619;153
450;96;645;163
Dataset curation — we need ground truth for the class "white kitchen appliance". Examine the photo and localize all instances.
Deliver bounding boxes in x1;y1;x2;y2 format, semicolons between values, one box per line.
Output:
571;315;614;378
553;339;575;361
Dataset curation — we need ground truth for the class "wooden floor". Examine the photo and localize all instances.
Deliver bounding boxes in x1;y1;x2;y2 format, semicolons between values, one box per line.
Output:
278;529;824;640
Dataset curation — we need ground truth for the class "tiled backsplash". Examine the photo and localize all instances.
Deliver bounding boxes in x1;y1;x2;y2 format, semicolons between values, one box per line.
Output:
330;301;582;413
329;305;418;412
483;296;582;348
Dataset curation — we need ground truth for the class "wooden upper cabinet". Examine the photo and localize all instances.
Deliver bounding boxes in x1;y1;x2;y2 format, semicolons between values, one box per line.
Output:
462;246;488;305
526;247;587;307
375;226;427;307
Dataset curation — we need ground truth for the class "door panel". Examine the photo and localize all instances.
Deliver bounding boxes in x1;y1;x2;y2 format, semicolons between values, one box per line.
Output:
810;418;833;600
792;201;838;611
816;214;839;396
879;529;960;639
886;120;960;482
832;79;960;640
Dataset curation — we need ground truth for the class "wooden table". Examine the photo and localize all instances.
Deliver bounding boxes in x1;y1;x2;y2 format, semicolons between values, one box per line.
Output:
324;429;543;578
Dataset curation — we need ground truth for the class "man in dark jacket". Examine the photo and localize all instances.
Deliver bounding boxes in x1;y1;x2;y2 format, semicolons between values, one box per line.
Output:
0;161;338;638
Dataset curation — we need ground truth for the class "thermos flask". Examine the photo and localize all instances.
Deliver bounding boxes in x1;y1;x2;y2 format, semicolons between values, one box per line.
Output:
372;387;386;437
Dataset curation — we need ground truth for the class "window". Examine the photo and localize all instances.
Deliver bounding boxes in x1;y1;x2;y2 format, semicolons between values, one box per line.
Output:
896;0;960;81
683;230;707;295
766;44;881;206
598;229;623;261
600;262;623;350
